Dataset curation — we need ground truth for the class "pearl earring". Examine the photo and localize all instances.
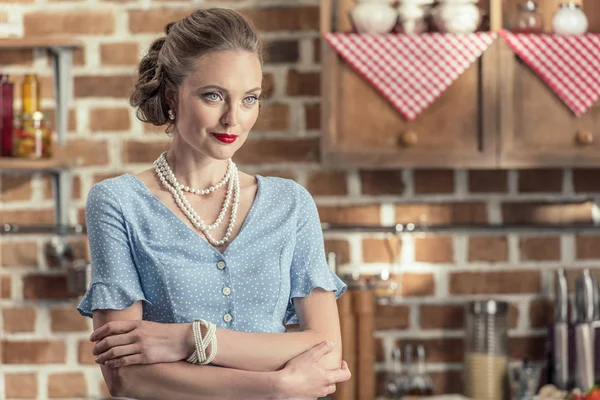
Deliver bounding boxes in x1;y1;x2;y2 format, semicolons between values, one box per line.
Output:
168;109;176;120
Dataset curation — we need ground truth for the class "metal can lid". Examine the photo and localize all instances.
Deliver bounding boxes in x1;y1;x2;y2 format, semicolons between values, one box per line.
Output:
468;300;508;315
20;111;45;120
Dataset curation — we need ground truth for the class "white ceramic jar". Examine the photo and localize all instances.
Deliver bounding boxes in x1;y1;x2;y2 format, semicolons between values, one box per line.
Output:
552;2;589;35
349;0;398;34
396;0;435;35
431;0;483;34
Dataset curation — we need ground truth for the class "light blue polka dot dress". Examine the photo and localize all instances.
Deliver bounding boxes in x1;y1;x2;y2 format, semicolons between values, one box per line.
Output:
77;174;347;332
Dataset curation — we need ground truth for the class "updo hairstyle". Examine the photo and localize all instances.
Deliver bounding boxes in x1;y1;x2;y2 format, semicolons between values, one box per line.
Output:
130;8;263;132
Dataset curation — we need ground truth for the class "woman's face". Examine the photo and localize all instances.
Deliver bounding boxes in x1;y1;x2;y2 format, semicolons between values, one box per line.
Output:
173;50;262;160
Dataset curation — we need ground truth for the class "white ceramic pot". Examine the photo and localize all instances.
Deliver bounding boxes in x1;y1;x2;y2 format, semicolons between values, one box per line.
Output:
350;0;398;34
396;0;433;35
431;1;482;34
552;2;588;35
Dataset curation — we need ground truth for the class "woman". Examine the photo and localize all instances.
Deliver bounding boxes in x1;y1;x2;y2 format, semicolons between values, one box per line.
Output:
76;7;350;400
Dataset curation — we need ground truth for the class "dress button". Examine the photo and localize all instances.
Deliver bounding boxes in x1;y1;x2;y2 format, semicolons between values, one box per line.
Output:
223;313;233;323
222;287;231;296
217;261;226;270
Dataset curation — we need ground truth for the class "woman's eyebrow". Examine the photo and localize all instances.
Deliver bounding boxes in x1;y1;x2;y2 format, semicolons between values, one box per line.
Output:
198;85;262;93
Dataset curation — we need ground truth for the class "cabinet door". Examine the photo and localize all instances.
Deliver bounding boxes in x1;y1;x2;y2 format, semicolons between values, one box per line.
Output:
321;39;499;169
498;40;600;168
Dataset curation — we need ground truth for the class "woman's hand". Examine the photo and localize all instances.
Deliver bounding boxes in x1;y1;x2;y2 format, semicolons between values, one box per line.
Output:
90;320;193;368
276;341;351;400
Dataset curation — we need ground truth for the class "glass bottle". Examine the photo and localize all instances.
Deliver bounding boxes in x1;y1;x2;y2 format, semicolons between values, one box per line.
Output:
0;74;14;157
21;74;41;115
511;0;544;33
385;347;409;398
406;345;434;396
13;111;52;159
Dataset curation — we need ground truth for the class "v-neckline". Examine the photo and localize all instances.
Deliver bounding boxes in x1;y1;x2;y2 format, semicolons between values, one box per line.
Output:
127;173;263;258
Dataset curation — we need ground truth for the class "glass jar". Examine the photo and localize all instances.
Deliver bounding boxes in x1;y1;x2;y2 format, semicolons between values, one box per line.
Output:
0;74;14;157
511;0;544;33
464;300;509;400
13;111;53;159
21;74;41;114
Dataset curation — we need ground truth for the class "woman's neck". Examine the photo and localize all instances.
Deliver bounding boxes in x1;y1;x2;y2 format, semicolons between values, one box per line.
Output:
165;144;230;190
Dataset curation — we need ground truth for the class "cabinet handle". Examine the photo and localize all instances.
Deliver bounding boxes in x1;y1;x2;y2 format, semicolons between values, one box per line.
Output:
576;130;594;146
399;130;418;147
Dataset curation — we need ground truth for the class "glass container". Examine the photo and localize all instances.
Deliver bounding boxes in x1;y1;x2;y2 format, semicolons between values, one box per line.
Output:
511;0;544;33
406;344;434;396
21;74;41;114
385;347;409;398
13;111;52;159
464;300;509;400
0;74;14;157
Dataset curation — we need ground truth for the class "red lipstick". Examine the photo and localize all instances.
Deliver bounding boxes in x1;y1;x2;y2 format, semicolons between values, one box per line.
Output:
212;133;238;144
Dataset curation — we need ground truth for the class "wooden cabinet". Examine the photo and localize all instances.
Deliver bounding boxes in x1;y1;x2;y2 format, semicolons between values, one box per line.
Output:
321;40;499;169
498;40;600;168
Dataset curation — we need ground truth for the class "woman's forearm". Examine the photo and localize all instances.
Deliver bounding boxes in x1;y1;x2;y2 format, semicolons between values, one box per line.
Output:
112;361;283;400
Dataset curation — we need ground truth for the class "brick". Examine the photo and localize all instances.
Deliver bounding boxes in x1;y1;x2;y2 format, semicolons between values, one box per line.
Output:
74;75;135;98
0;174;33;201
262;73;275;99
395;202;488;225
1;275;11;298
0;49;34;66
362;238;401;263
128;8;194;33
240;7;320;32
449;271;541;295
414;236;453;263
318;204;380;225
122;141;169;164
2;341;66;363
375;304;410;330
305;103;320;130
468;236;508;262
100;42;139;65
23;274;78;300
235;138;320;164
89;107;131;132
44;237;88;269
360;170;404;195
53;139;109;166
469;170;508;193
46;47;85;66
50;308;89;332
314;37;321;63
576;235;600;259
3;307;36;333
264;40;299;63
10;74;54;100
414;169;455;194
78;340;95;364
530;298;554;328
306;171;347;196
0;241;38;267
41;107;77;132
502;201;593;224
5;373;37;399
519;236;561;261
24;11;114;36
0;209;54;225
574;168;600;192
323;239;350;266
48;372;87;398
393;338;464;363
518;169;563;193
254;103;290;131
43;175;81;200
287;70;320;96
402;273;435;297
509;335;546;361
420;304;465;330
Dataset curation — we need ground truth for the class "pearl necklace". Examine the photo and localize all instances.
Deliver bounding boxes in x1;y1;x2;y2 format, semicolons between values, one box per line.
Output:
153;153;239;247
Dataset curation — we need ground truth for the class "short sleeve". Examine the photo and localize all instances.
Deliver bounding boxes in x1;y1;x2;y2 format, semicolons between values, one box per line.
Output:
76;182;151;318
284;185;347;325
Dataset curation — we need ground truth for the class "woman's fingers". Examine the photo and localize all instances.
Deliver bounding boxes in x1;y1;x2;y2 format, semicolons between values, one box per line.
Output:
90;320;138;342
93;333;137;356
309;341;334;362
96;343;141;365
326;366;352;384
104;353;147;368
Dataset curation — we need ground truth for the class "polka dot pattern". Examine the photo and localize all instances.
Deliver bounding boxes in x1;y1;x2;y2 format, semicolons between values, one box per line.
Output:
76;174;347;333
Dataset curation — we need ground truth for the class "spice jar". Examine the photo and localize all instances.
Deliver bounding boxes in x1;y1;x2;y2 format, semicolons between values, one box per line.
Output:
511;0;544;33
464;300;509;400
21;74;41;114
0;74;14;157
13;111;52;159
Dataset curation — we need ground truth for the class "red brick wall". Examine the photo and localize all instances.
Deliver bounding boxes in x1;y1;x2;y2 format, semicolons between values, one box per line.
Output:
2;2;600;399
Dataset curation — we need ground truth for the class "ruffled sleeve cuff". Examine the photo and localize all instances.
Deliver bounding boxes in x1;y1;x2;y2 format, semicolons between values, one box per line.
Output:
76;282;152;318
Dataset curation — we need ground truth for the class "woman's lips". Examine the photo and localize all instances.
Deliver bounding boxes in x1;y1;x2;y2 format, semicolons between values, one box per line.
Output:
212;133;238;144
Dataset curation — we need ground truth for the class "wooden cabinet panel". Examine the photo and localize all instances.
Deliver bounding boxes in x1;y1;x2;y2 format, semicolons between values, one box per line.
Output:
321;40;499;169
499;40;600;167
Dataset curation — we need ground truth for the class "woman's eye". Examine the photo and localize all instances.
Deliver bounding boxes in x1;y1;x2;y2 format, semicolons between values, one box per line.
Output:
244;96;258;105
203;93;222;101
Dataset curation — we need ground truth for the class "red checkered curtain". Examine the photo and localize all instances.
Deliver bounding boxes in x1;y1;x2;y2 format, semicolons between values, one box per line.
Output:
500;30;600;117
324;33;498;121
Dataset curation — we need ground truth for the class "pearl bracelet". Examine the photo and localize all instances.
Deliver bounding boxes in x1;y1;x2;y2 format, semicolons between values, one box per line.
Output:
185;319;218;365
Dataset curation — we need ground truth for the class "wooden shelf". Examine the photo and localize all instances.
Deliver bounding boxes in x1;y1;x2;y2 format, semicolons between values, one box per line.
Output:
0;156;82;172
0;37;82;49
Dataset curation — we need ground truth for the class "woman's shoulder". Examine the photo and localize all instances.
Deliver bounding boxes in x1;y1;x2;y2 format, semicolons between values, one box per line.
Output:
257;175;310;201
